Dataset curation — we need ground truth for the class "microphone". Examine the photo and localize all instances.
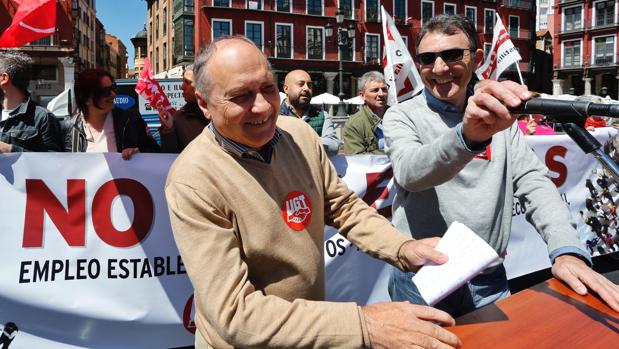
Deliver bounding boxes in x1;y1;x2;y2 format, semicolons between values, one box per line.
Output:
509;98;619;125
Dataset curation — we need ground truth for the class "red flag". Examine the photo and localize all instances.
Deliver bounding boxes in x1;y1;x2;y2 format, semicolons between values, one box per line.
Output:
135;57;175;113
0;0;56;48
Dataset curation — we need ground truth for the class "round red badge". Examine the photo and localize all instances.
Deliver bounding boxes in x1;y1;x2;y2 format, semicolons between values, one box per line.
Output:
281;191;312;231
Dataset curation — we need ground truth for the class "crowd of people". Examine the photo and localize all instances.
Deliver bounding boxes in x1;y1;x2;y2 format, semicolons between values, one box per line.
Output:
2;13;619;349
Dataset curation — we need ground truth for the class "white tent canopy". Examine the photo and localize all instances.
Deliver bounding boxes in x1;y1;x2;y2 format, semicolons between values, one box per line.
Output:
310;92;341;105
344;96;364;105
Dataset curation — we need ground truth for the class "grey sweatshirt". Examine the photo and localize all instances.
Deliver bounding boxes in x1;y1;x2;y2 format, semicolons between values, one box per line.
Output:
383;91;587;258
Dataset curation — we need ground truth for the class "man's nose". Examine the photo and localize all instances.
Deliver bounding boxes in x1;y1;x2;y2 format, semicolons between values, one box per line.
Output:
252;93;271;114
432;57;450;74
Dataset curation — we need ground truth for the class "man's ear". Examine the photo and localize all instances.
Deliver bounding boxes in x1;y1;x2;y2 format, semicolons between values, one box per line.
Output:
283;84;289;94
195;91;212;120
474;49;484;68
0;73;9;87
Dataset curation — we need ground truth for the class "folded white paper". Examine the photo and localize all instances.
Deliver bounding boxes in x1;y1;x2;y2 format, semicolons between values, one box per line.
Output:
412;221;501;306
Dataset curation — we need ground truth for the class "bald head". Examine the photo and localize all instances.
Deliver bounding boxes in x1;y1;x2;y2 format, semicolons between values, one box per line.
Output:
284;69;313;111
194;35;270;102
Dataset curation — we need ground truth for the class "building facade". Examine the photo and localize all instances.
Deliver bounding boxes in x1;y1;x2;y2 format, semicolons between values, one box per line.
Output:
553;0;619;98
74;0;97;71
106;34;128;78
192;0;534;98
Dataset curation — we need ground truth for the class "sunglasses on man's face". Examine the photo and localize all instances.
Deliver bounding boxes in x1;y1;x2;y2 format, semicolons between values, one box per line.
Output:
101;83;117;97
416;48;471;66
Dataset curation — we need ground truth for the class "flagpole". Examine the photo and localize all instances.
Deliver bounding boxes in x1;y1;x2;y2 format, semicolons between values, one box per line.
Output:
515;62;525;85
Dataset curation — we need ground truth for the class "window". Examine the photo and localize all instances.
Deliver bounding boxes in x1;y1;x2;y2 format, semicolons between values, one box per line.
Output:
31;65;57;82
594;35;615;64
276;0;291;12
563;40;581;67
212;19;231;40
163;43;167;70
341;35;354;61
365;33;379;63
184;0;194;12
213;0;230;6
149;21;153;43
245;21;263;50
594;1;615;27
484;43;492;59
421;1;434;25
484;9;495;35
444;3;456;15
465;6;477;28
563;6;582;31
156;15;159;39
276;23;293;58
307;26;324;59
247;0;262;10
393;0;406;21
163;7;167;35
184;19;194;56
307;0;322;15
509;16;519;38
340;0;353;19
366;0;379;22
29;35;53;46
156;47;160;72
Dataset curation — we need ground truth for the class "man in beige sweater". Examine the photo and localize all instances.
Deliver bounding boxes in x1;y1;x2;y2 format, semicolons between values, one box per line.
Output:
165;35;461;349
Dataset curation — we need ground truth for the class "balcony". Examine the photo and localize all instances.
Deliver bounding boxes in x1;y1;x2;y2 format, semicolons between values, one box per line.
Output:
509;29;532;40
502;0;532;10
558;62;583;70
558;26;584;36
588;20;619;32
591;55;617;68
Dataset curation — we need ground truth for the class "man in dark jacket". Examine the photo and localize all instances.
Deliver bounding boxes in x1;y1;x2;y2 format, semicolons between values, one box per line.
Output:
0;51;62;152
342;71;388;155
158;64;209;153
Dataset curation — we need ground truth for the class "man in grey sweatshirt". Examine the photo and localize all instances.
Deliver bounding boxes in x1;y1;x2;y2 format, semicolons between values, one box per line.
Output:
384;14;619;316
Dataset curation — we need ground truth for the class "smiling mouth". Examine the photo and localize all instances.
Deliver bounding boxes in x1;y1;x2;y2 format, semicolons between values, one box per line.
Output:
247;116;270;126
435;77;454;85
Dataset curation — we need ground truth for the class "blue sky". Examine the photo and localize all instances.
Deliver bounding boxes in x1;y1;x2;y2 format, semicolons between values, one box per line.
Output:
97;0;147;69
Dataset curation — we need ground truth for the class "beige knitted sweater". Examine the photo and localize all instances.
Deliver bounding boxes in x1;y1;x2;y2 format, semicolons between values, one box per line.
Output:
165;116;410;348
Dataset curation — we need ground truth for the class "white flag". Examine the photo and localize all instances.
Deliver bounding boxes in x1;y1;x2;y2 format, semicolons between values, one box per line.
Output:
381;6;423;105
475;14;522;81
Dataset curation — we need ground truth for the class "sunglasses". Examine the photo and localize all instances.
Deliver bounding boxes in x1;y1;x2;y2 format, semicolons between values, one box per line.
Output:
416;48;471;66
100;83;117;97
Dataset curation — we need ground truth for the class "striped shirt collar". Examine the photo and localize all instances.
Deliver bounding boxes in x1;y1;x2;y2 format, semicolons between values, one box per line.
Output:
207;123;282;163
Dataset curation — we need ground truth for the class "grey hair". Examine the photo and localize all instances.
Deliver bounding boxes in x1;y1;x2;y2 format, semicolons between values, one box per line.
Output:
358;71;386;93
0;50;34;92
194;35;270;101
184;64;194;72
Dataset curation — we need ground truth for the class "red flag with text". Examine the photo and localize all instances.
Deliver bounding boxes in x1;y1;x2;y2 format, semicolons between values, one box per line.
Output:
135;57;175;114
475;14;522;81
0;0;56;48
381;6;422;105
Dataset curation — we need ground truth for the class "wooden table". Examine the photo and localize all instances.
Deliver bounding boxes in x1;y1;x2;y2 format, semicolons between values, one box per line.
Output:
448;278;619;348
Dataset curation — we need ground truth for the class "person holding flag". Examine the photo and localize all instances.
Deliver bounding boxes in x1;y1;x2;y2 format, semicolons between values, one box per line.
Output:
62;69;160;159
384;14;619;317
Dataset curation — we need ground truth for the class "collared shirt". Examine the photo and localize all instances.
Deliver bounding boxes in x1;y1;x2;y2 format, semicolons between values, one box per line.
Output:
424;88;491;154
1;107;15;121
207;123;282;163
367;108;385;150
85;111;117;153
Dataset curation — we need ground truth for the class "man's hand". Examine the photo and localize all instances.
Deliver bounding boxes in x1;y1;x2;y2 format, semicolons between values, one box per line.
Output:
158;109;174;133
463;80;532;146
399;238;448;272
121;147;139;160
552;254;619;312
0;141;12;153
363;302;461;349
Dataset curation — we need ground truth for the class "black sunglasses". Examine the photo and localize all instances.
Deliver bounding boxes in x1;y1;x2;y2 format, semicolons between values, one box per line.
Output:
416;48;471;66
100;83;117;97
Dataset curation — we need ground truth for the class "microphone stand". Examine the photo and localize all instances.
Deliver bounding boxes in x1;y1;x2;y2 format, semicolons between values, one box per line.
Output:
549;119;619;182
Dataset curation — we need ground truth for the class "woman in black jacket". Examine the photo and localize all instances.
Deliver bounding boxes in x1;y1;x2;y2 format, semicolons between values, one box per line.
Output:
63;69;159;159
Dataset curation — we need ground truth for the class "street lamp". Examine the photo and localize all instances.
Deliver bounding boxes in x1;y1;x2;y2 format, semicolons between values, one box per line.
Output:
325;8;355;116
